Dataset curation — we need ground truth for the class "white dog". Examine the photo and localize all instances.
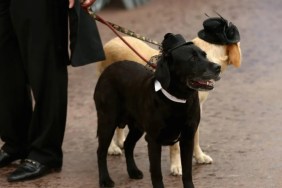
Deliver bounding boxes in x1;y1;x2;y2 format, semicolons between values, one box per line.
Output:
96;17;242;175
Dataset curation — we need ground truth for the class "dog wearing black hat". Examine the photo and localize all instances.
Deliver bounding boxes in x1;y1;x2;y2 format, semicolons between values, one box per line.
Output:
94;33;221;188
96;16;242;176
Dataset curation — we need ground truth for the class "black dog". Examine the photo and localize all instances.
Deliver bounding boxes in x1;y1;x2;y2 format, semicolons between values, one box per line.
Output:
94;33;221;188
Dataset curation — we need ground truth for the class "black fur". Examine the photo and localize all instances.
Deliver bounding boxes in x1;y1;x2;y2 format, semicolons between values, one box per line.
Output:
94;41;220;188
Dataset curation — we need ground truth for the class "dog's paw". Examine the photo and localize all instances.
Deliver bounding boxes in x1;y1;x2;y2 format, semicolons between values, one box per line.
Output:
170;164;182;176
108;142;123;155
194;152;213;164
99;177;115;187
128;168;143;179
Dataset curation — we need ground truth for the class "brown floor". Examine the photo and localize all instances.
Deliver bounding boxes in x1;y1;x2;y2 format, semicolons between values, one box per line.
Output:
1;0;282;187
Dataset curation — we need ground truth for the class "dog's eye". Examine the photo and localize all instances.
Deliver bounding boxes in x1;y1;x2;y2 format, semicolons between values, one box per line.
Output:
190;55;197;62
202;51;207;57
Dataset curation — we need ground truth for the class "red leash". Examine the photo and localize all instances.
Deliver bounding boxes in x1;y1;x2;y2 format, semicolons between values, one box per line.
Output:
86;8;157;69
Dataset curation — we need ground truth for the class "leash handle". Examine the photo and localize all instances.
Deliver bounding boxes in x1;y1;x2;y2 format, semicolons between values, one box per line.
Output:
86;8;157;69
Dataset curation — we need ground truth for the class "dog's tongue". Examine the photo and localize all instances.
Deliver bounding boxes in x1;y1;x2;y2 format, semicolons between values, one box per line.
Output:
196;76;220;86
188;78;220;91
197;80;214;87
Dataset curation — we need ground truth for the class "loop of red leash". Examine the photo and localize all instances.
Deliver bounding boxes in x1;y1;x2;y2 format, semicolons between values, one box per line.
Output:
86;8;157;69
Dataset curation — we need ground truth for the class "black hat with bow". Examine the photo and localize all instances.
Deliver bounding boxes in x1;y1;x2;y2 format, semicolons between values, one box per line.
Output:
198;16;240;45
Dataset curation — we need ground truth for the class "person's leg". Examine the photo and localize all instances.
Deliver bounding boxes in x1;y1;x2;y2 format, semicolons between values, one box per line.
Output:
10;0;69;168
0;0;31;161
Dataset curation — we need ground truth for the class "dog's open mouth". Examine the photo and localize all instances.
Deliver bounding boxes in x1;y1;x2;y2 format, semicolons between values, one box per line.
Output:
187;77;220;91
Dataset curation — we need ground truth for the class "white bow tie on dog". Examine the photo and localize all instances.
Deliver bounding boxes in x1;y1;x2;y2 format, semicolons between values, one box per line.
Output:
154;80;186;103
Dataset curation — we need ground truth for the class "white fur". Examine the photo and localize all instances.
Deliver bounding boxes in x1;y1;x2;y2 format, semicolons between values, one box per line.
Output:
107;128;125;155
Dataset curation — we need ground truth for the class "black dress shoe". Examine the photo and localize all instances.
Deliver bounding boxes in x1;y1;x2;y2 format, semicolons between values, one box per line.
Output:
0;150;22;168
7;159;61;182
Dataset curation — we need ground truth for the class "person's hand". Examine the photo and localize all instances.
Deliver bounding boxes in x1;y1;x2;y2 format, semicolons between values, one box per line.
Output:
69;0;96;8
80;0;96;8
69;0;75;8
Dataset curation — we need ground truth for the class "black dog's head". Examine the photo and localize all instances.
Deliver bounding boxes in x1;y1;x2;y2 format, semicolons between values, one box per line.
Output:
155;33;221;91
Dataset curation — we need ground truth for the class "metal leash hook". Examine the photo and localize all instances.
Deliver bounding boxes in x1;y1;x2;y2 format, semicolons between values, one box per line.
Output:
86;7;159;69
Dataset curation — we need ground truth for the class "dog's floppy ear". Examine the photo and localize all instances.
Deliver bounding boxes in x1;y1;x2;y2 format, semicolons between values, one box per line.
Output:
155;56;170;89
227;42;242;68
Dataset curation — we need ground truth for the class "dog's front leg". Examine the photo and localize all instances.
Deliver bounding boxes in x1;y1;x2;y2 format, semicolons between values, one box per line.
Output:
146;135;164;188
170;143;182;175
180;133;195;188
193;127;213;164
193;103;213;164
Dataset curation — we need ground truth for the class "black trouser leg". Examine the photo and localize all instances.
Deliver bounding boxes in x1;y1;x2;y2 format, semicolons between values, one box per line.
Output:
0;0;31;157
7;0;69;167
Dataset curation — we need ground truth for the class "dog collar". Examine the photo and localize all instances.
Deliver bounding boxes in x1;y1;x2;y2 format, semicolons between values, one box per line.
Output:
154;80;186;103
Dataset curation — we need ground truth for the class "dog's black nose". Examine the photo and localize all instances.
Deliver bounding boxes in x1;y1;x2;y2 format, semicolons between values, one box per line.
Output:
212;64;221;74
